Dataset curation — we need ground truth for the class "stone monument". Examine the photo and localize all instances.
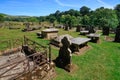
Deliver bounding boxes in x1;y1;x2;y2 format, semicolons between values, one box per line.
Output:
89;26;95;33
76;25;81;32
54;37;72;72
64;24;69;31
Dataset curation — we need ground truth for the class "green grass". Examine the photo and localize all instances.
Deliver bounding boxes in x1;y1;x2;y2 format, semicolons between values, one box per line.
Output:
0;28;120;80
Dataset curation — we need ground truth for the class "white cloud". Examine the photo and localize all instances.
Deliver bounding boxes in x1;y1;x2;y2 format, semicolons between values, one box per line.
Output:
55;0;113;9
97;0;113;8
55;0;80;7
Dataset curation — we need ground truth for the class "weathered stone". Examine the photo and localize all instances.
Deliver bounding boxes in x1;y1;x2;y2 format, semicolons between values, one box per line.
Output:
89;26;95;33
87;33;100;43
36;32;42;38
50;34;73;47
41;28;59;39
80;30;89;35
70;37;91;54
55;37;72;72
64;24;69;31
25;23;30;29
76;25;81;32
84;26;95;33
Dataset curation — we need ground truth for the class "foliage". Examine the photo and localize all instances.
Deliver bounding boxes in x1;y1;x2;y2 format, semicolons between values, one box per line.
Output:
1;4;120;28
48;14;56;23
92;7;119;28
114;4;120;24
27;17;39;22
81;15;90;26
0;14;4;22
80;6;90;16
60;14;79;27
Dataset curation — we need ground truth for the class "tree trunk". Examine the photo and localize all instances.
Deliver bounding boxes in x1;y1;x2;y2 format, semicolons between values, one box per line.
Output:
114;26;120;42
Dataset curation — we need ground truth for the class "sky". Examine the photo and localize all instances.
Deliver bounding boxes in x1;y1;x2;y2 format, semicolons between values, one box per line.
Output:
0;0;120;16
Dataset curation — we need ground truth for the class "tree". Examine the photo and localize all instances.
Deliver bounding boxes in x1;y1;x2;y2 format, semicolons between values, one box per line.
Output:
93;8;119;35
49;16;56;24
55;10;60;17
27;17;39;22
0;14;4;22
0;14;4;28
38;16;46;22
80;6;90;16
55;10;61;23
93;8;119;28
114;4;120;24
81;15;90;26
60;14;78;29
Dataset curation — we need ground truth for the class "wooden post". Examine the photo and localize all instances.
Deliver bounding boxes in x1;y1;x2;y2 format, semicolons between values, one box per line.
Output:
49;44;51;63
24;35;27;45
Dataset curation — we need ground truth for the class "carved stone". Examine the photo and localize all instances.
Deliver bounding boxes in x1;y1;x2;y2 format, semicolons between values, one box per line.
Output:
55;37;72;72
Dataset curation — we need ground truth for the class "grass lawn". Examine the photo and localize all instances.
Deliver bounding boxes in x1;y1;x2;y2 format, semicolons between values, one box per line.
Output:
0;28;120;80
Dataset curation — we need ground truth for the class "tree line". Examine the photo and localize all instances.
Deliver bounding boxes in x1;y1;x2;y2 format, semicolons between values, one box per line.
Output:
0;4;120;28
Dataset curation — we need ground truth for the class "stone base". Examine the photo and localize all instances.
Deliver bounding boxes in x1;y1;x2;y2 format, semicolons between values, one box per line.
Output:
96;39;101;44
64;64;71;72
64;64;75;72
74;45;91;55
90;38;100;43
104;36;114;42
54;58;73;72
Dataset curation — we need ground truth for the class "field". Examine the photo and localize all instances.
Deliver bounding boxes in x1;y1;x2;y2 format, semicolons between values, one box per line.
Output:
0;28;120;80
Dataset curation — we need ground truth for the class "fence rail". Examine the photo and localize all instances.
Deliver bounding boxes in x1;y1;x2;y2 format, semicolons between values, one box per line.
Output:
0;36;53;80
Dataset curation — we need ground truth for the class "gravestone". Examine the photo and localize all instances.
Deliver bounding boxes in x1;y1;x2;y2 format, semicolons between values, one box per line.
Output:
25;23;30;29
55;37;72;72
114;26;120;42
85;25;89;30
89;26;95;33
41;28;58;39
64;24;69;31
68;22;72;29
85;26;95;33
102;27;109;35
50;34;73;47
76;25;81;32
22;23;31;32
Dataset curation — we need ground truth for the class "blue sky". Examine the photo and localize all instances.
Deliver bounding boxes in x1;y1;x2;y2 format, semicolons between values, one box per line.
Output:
0;0;120;16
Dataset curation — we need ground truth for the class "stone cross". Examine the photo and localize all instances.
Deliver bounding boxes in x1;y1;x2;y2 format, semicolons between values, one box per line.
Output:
55;37;72;72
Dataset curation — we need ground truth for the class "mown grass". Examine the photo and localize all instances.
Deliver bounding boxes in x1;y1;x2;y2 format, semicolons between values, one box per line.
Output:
0;28;120;80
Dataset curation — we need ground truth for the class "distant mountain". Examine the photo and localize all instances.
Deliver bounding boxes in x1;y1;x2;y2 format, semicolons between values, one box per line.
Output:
0;13;32;18
0;13;8;16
